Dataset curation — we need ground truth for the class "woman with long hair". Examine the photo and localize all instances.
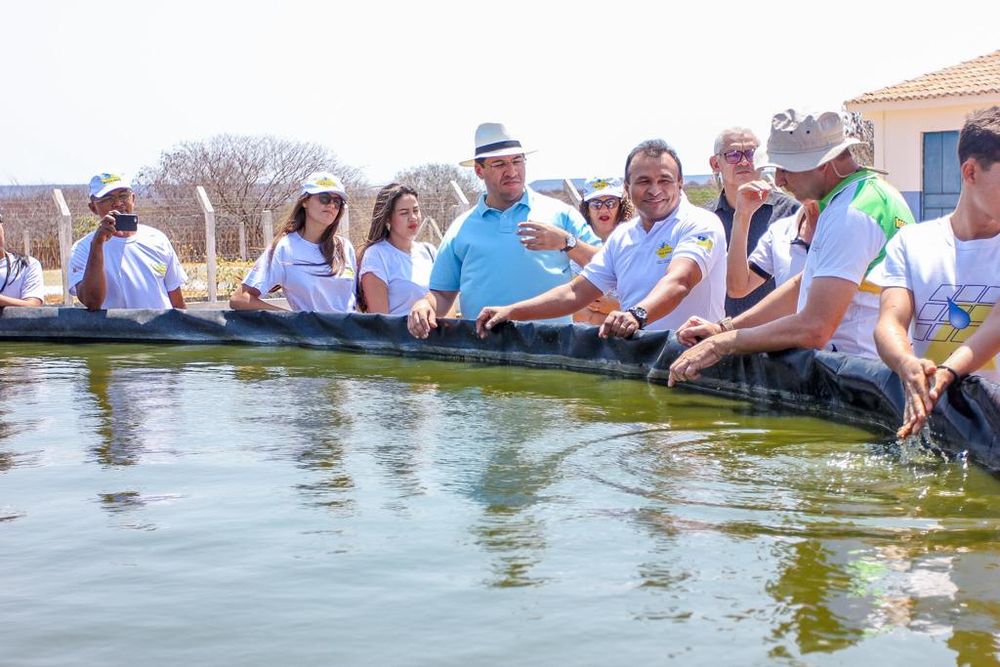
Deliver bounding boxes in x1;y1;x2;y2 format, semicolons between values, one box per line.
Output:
0;212;45;307
230;172;357;312
573;177;633;325
356;183;436;314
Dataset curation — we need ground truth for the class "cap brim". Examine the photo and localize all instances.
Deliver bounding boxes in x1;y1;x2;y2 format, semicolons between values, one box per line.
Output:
460;147;537;167
583;188;624;202
91;183;133;199
302;185;348;199
757;138;861;173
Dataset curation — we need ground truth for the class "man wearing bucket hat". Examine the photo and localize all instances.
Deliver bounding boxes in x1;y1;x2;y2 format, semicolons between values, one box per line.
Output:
706;127;799;316
71;172;187;310
668;109;914;386
407;123;601;337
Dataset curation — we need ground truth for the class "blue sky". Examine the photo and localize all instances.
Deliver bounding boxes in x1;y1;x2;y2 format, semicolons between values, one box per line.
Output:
2;0;998;186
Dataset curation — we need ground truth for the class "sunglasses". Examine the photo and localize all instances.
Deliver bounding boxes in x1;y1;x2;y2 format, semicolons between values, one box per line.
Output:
315;194;344;207
719;149;756;165
587;198;620;210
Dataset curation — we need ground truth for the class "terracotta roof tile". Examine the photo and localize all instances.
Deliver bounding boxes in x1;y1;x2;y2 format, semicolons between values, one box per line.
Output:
846;50;1000;105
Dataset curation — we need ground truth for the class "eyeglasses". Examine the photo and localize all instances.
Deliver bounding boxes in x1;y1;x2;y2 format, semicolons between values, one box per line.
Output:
719;149;756;165
484;157;526;170
315;194;344;207
588;198;620;210
96;191;133;206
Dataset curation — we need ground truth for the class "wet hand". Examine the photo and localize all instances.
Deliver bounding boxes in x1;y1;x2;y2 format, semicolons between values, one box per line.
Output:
475;306;512;338
676;315;721;347
598;310;640;339
407;299;437;339
896;357;937;438
518;221;568;251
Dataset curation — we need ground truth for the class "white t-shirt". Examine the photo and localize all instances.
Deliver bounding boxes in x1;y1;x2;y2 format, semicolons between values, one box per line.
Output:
0;252;45;302
868;215;1000;380
358;240;437;316
796;195;888;358
244;232;357;313
581;196;726;331
748;212;809;289
69;225;187;309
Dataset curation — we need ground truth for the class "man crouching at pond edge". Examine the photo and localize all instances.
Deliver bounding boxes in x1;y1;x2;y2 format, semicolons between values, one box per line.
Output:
70;172;187;310
475;139;727;339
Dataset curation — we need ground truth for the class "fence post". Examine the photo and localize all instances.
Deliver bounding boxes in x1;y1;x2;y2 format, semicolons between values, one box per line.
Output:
195;186;217;303
562;179;582;207
261;210;274;247
423;216;444;243
238;220;247;260
449;180;470;208
22;230;30;257
51;188;73;306
339;204;350;239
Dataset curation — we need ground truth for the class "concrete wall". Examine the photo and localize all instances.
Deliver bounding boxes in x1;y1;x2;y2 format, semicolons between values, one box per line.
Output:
849;95;1000;220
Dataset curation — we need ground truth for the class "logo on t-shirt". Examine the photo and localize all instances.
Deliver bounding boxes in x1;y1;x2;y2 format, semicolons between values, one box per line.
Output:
694;235;714;251
655;243;673;260
917;283;999;371
341;267;355;279
152;261;168;277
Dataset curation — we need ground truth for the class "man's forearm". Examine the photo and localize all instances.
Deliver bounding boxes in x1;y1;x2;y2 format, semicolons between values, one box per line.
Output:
565;241;598;267
719;311;832;356
76;243;108;310
508;280;598;321
733;273;801;329
726;212;754;297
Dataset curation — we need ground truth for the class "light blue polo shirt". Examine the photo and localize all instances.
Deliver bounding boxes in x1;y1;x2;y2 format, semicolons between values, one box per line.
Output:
430;189;601;322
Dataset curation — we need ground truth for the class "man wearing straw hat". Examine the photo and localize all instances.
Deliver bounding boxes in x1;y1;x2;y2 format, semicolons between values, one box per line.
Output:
668;109;913;385
407;122;600;338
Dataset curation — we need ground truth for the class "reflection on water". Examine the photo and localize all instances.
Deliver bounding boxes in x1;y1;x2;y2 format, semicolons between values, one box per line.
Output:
1;342;1000;664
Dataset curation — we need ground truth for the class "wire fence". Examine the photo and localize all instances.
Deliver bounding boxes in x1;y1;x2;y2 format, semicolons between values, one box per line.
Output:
0;185;477;300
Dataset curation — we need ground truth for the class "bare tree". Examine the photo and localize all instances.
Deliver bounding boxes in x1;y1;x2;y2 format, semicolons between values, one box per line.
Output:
393;162;482;231
137;134;367;213
134;134;368;258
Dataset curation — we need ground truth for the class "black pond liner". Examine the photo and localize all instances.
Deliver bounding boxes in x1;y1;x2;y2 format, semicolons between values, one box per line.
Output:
3;307;999;471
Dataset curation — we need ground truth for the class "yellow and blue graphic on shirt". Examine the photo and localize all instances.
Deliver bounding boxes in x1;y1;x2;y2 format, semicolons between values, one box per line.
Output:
655;242;673;262
916;282;999;371
694;235;714;251
152;262;168;277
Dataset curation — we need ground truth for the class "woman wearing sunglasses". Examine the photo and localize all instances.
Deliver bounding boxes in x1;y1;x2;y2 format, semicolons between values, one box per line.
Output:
230;172;357;312
0;213;45;307
573;177;634;325
356;183;437;315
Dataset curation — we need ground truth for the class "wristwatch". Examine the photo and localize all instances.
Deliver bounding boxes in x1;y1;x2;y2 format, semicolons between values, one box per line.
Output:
561;234;578;252
717;316;734;332
627;306;648;329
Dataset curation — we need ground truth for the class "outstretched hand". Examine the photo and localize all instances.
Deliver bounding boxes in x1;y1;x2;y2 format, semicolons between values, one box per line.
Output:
598;310;640;339
475;306;513;338
517;221;570;251
895;357;938;438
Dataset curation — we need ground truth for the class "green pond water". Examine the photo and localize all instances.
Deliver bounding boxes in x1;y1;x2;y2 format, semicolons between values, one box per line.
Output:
2;342;1000;666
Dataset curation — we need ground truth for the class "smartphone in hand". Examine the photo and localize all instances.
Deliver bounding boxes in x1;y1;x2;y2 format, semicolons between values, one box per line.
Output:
113;213;138;232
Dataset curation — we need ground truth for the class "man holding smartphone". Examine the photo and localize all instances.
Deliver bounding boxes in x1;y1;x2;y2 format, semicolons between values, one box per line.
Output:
70;172;187;310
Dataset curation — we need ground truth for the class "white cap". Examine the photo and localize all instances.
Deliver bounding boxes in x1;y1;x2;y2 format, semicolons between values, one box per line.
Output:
581;176;624;202
301;171;348;198
89;172;132;199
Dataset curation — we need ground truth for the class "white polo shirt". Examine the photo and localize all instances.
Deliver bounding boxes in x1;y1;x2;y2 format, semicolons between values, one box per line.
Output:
0;252;45;302
581;196;726;331
244;232;357;313
69;225;187;309
748;212;808;289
